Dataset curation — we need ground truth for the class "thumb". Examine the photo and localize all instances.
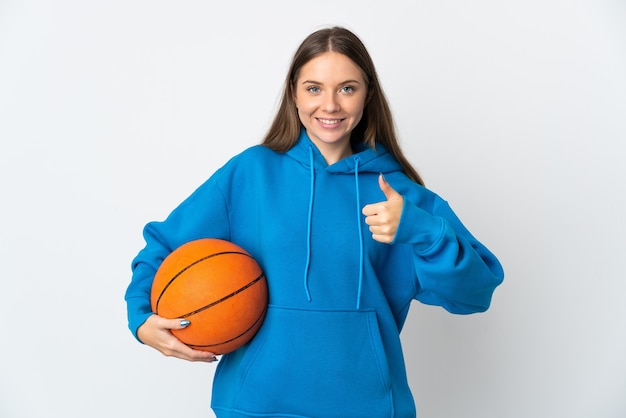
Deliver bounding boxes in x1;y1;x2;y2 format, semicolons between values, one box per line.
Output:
378;173;401;201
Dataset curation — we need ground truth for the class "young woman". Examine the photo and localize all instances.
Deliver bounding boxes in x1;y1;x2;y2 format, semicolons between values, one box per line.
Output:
125;26;504;418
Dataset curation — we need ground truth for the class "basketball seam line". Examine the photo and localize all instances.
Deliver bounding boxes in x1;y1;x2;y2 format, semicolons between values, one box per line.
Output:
186;304;268;349
178;273;265;318
154;251;253;312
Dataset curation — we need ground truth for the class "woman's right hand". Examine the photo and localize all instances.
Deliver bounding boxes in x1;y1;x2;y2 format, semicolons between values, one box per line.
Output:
137;314;218;363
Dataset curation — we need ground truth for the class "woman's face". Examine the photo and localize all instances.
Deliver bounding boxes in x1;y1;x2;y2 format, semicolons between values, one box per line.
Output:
293;52;368;163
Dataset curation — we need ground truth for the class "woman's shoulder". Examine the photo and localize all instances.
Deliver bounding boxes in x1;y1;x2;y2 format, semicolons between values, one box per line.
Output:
228;144;280;164
213;145;282;179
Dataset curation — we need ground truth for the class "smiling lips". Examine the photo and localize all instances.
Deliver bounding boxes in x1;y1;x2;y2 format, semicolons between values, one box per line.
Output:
318;118;344;127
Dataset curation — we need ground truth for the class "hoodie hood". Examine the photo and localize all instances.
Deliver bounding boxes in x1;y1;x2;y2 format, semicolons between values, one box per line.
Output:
286;128;403;174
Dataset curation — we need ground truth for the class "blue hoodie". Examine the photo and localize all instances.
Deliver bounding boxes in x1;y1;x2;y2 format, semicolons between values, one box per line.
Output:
125;129;504;418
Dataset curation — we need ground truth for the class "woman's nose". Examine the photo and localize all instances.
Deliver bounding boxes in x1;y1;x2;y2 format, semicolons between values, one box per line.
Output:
322;93;340;112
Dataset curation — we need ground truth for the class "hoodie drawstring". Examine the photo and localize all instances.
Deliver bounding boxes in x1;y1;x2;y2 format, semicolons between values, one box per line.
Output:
302;148;365;310
354;157;364;310
303;145;315;302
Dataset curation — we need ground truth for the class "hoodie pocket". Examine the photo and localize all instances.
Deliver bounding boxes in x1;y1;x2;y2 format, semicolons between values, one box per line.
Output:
230;305;394;418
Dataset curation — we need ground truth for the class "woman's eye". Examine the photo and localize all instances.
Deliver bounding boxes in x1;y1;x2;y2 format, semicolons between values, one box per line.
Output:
341;86;354;93
307;86;321;93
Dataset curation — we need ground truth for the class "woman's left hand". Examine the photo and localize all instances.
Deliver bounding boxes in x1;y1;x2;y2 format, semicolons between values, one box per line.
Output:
362;174;404;244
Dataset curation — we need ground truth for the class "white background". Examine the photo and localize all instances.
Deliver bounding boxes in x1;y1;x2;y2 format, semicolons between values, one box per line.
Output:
1;1;625;417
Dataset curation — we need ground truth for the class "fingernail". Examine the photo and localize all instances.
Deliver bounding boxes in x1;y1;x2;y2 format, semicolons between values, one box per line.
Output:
180;319;190;327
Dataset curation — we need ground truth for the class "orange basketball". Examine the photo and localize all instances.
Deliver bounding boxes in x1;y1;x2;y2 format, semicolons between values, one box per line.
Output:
151;238;268;354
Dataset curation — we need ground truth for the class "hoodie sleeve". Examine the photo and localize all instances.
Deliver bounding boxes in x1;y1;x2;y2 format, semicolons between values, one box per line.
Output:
124;173;231;341
393;196;504;314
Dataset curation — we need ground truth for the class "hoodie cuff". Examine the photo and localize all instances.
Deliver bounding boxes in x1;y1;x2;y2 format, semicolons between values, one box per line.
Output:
126;297;154;343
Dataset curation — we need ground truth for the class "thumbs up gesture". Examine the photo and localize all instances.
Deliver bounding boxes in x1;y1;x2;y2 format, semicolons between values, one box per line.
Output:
362;174;404;243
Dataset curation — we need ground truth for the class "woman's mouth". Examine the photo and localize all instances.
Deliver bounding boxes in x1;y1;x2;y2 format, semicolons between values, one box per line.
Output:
317;118;343;127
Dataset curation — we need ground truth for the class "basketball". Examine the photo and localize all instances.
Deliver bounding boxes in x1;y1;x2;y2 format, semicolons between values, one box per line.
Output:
150;238;268;354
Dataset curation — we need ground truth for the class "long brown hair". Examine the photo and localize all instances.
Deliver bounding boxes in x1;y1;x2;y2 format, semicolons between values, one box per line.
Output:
262;26;424;185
